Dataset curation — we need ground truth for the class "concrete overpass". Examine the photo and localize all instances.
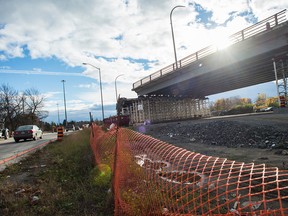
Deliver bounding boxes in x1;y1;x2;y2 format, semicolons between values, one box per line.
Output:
132;10;288;98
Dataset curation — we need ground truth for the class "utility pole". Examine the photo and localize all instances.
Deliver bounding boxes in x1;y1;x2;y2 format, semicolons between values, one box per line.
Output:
61;80;68;127
57;103;60;126
82;63;105;121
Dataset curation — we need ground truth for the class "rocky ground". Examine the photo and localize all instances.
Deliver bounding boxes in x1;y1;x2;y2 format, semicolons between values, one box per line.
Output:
141;112;288;169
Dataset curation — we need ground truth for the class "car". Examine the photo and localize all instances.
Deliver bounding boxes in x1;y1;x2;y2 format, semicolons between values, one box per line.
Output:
14;125;43;143
65;124;75;131
264;107;273;112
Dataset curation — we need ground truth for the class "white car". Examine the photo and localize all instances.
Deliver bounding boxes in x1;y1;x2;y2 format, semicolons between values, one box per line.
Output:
14;125;43;142
264;107;273;112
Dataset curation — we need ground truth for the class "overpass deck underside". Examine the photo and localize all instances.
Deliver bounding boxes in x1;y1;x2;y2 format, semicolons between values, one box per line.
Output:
158;46;288;98
133;19;288;99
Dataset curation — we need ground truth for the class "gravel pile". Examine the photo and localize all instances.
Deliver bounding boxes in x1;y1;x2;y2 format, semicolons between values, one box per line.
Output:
144;120;288;153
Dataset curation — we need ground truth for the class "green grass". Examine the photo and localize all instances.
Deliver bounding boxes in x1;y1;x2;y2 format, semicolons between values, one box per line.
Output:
0;129;113;216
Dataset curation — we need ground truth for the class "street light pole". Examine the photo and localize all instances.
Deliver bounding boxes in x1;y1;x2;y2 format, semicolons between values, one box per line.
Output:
61;80;68;127
57;103;60;126
115;74;124;102
82;62;105;121
170;5;185;69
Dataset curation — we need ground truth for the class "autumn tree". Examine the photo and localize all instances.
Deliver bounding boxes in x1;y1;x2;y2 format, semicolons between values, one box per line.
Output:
255;93;267;108
213;96;250;111
213;98;231;111
240;98;252;105
265;96;279;107
254;93;279;110
211;96;253;115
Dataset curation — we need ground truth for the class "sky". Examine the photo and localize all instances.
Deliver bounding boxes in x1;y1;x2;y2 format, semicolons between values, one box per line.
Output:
0;0;287;123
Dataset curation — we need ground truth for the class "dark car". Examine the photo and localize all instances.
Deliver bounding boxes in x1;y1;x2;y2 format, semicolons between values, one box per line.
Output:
65;124;75;132
14;125;43;143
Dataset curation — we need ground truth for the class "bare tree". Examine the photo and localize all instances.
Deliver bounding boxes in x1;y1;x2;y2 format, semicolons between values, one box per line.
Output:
0;85;49;130
0;84;19;130
24;88;48;123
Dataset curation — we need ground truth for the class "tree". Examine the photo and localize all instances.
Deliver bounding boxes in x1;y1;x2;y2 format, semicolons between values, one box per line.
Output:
255;93;266;108
213;96;241;111
211;96;253;115
0;84;19;130
24;88;48;123
0;84;48;130
240;98;252;105
265;96;279;108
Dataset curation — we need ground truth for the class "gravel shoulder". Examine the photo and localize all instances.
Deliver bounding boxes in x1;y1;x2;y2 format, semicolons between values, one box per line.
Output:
141;112;288;170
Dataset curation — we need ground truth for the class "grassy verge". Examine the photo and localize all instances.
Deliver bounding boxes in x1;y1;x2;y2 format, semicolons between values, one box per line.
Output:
0;129;113;216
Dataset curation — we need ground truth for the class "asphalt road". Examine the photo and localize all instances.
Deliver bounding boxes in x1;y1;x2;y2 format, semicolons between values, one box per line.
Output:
0;132;58;171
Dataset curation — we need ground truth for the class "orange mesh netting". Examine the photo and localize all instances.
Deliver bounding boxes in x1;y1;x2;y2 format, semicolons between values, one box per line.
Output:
90;123;288;216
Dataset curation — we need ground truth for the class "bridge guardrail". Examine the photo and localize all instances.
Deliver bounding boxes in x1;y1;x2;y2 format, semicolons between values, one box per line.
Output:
133;9;287;90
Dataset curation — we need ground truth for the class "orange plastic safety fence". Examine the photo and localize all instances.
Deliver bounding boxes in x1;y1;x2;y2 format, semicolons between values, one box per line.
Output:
90;124;288;216
90;124;115;168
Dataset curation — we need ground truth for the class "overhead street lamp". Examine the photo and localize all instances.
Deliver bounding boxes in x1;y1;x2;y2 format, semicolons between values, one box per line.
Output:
61;80;68;127
82;62;105;121
170;5;185;69
115;74;124;102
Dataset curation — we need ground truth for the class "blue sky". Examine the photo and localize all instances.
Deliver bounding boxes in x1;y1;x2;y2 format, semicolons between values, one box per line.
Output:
0;0;287;123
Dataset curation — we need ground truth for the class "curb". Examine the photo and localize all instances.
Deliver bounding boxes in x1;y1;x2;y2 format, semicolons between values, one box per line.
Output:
0;137;14;145
0;139;57;167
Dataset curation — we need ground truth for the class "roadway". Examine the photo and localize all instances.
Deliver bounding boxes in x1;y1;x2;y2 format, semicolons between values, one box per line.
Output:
0;132;58;171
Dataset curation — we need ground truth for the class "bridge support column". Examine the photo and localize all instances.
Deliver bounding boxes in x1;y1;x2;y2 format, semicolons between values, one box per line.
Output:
129;99;145;124
127;96;211;124
273;57;288;107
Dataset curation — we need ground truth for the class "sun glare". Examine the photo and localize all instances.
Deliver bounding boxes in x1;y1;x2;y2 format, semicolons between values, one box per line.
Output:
213;36;232;50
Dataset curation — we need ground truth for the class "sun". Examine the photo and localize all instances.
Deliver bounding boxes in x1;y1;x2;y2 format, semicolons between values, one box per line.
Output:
213;36;233;50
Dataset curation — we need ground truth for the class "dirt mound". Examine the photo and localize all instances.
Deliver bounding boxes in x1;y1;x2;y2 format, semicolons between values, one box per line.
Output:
141;113;288;169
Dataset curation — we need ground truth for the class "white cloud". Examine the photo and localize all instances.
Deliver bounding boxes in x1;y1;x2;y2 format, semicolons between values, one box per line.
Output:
0;0;287;122
1;0;286;71
77;83;98;89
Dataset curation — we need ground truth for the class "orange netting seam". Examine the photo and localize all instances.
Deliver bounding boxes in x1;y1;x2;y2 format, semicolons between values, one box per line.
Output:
90;124;288;216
